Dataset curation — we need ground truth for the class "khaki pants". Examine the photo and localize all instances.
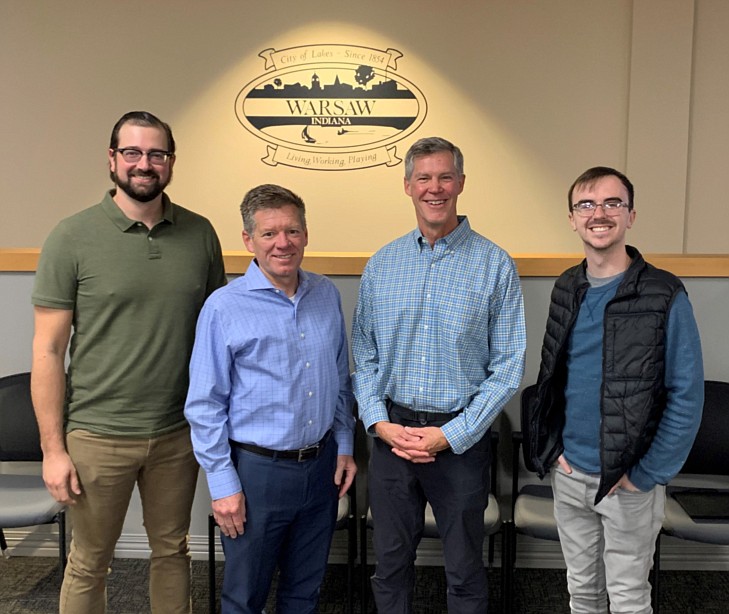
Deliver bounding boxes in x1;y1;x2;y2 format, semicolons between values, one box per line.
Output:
61;426;199;614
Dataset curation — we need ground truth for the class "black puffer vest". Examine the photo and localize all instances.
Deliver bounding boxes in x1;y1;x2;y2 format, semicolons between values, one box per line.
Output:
526;246;685;504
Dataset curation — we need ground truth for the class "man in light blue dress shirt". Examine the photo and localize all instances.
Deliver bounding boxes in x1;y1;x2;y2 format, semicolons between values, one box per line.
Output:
185;184;356;614
353;137;526;613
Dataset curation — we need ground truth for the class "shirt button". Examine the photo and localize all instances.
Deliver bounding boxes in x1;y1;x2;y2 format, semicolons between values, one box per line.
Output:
300;333;305;339
308;419;313;425
308;391;313;397
424;324;429;330
419;386;424;392
148;237;152;241
426;293;431;299
305;362;310;368
421;356;426;362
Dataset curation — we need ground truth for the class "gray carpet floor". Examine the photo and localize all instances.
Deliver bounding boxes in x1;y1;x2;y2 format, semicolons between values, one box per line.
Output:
1;557;728;613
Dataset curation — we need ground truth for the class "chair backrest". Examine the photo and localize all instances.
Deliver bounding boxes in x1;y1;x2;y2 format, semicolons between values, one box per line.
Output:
680;380;729;476
519;384;539;473
0;372;43;462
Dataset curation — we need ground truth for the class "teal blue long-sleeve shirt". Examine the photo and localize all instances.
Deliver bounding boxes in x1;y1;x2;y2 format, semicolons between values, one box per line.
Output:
563;275;704;491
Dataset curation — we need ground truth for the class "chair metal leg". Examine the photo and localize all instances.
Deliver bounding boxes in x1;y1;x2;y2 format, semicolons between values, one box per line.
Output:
501;520;514;614
209;514;217;614
346;514;356;614
58;511;67;571
359;515;369;613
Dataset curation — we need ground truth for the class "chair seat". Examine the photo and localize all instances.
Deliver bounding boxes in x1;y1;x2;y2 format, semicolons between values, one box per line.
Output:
0;474;64;527
422;494;501;538
514;484;559;541
663;494;729;545
366;493;501;537
335;493;351;527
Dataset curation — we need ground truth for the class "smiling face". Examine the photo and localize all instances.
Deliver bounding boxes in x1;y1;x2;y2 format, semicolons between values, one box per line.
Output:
569;174;635;258
404;151;466;245
242;204;308;296
108;123;174;203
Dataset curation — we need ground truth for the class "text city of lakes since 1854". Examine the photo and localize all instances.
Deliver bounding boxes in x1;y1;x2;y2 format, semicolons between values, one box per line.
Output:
278;48;388;65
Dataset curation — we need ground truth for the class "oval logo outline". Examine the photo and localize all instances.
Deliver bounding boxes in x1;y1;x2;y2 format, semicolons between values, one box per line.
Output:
235;63;427;155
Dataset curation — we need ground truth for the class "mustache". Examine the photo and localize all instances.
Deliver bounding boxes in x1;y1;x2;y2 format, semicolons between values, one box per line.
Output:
130;169;160;179
588;217;614;227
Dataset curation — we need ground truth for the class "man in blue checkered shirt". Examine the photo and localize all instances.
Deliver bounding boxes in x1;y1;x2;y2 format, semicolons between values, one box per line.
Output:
353;137;526;613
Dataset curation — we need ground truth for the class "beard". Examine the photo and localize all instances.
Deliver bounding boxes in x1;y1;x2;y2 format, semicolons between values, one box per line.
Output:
112;168;171;203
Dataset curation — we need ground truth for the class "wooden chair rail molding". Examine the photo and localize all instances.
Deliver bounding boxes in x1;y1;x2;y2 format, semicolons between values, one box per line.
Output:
1;248;728;277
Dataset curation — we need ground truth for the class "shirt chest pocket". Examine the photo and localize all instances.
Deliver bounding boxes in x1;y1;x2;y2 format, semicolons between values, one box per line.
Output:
437;288;489;337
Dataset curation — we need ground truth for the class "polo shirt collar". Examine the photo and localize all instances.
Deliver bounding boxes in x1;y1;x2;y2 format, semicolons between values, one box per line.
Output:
101;189;174;232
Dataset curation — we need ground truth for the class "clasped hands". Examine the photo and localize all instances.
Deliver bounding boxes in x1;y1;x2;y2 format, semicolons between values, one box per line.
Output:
374;421;449;463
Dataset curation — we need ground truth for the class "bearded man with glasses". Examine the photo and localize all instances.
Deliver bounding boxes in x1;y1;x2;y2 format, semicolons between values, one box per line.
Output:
31;111;226;613
524;166;704;614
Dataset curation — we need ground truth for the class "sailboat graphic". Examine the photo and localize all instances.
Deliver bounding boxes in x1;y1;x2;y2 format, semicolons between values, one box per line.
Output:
301;126;316;143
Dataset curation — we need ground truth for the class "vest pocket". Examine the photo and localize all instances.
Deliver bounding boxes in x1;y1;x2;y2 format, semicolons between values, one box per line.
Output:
605;313;661;379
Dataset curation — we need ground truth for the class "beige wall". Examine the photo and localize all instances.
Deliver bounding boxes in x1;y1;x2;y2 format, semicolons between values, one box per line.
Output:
1;0;727;254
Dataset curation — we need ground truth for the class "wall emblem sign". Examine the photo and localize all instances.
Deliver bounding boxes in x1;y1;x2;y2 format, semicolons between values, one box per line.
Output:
235;45;427;171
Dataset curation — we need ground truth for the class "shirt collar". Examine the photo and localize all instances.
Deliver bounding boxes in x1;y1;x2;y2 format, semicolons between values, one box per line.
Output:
101;189;174;232
245;259;309;295
411;215;471;251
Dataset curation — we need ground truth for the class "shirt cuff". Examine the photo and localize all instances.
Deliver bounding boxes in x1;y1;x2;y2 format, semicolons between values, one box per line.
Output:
440;419;471;455
627;465;659;493
359;402;389;434
206;466;242;501
333;429;354;456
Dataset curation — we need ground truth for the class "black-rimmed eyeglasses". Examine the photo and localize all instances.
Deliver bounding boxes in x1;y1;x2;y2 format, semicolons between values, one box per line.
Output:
114;148;173;165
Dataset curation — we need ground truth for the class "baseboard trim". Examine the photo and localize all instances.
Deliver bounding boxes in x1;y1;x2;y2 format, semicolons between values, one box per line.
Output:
3;528;728;570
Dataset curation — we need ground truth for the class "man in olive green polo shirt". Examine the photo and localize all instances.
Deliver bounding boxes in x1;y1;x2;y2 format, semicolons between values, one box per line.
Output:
31;111;226;614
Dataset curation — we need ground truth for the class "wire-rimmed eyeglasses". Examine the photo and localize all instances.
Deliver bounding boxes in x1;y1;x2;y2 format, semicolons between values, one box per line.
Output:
571;200;630;217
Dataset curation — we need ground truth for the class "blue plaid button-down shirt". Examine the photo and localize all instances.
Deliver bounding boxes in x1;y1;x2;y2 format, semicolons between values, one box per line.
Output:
185;260;355;501
352;217;526;454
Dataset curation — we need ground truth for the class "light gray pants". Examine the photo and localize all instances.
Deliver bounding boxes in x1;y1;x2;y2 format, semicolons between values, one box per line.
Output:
551;465;665;614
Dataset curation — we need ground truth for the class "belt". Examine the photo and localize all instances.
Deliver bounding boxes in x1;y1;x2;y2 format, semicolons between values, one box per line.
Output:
386;400;464;425
230;430;331;462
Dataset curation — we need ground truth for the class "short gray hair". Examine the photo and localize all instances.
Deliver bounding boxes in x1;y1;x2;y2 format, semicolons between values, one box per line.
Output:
404;137;464;179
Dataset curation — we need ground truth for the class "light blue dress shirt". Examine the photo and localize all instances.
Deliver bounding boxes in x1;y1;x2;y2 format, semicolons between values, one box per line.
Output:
184;260;355;501
352;217;526;454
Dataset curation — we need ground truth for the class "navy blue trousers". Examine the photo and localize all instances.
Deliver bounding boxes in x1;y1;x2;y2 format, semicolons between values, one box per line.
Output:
220;435;338;614
369;411;491;614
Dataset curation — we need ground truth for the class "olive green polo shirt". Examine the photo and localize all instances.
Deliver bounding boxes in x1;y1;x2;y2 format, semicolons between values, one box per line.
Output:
32;190;226;437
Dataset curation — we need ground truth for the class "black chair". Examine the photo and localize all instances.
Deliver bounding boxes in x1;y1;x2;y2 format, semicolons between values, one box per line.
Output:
0;372;67;571
208;485;357;614
505;384;660;613
359;430;504;614
657;380;729;605
503;384;559;613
